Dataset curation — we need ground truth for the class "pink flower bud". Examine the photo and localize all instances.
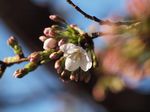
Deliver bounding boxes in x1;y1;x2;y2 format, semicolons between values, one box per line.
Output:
49;52;57;59
57;67;63;74
28;52;41;63
43;27;55;37
7;36;17;46
69;24;77;28
39;36;47;42
54;60;61;69
13;68;27;78
70;74;75;81
58;39;66;46
49;15;66;23
49;51;63;60
43;38;57;50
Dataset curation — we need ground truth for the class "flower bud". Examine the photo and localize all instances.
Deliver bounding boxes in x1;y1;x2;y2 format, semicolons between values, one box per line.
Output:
70;74;75;81
14;61;39;78
57;67;63;74
70;71;79;82
54;59;61;69
43;38;57;50
39;36;47;42
49;15;66;24
58;39;66;46
43;27;56;37
49;51;63;60
60;70;66;77
69;24;84;35
60;70;70;81
7;36;24;58
13;68;28;78
69;24;77;29
28;52;41;63
7;36;17;46
49;52;58;60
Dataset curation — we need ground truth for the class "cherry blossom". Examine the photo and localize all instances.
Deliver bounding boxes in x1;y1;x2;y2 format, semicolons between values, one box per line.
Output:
60;43;92;72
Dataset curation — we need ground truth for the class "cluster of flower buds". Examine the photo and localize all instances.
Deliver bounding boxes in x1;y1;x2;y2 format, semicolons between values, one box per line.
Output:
0;15;98;83
0;36;55;78
38;15;98;82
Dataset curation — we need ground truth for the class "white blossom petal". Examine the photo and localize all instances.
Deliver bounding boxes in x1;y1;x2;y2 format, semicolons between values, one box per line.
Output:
60;43;77;55
80;53;92;71
65;56;80;71
60;43;92;71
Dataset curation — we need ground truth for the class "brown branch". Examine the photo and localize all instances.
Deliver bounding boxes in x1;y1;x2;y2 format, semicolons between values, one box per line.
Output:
67;0;101;23
0;61;7;78
86;32;116;39
90;32;105;39
67;0;135;25
0;57;29;78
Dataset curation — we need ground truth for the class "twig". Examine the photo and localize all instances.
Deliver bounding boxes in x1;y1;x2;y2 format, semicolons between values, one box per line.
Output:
67;0;101;23
89;32;105;39
5;58;29;66
66;0;135;25
86;32;115;39
1;58;29;78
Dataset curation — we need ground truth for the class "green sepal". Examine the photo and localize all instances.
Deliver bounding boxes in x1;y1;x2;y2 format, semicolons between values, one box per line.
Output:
25;62;38;72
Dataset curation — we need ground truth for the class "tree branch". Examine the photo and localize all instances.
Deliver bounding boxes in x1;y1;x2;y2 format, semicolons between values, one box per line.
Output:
67;0;135;25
